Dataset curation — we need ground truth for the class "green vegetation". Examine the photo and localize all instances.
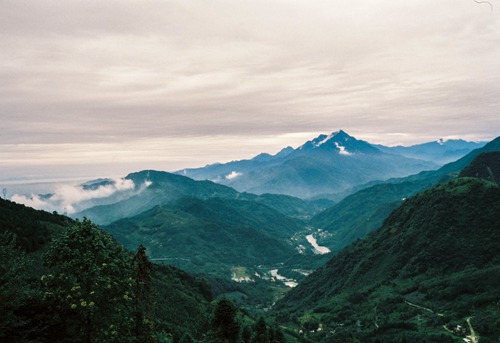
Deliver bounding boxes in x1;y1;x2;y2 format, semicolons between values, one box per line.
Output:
0;197;290;342
204;299;287;343
309;136;500;254
103;198;298;275
100;195;333;312
3;138;499;342
274;177;500;342
459;151;500;182
0;197;71;253
77;170;327;225
310;182;418;252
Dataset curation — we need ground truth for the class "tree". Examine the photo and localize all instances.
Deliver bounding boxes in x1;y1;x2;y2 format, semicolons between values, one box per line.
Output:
132;244;155;343
43;218;134;343
0;232;36;340
270;324;286;343
252;317;269;343
179;332;195;343
241;325;252;343
209;298;241;343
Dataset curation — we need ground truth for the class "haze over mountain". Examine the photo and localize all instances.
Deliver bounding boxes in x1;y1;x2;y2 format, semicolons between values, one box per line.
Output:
374;139;486;165
177;130;438;198
2;1;499;184
3;134;500;342
74;170;328;225
7;132;484;214
310;136;500;253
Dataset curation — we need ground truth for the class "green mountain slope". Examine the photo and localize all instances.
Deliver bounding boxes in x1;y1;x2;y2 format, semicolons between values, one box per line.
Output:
174;197;305;239
0;197;71;253
310;136;500;252
77;170;327;225
103;197;301;276
251;193;334;220
0;198;214;342
459;151;500;182
76;170;241;225
275;177;500;342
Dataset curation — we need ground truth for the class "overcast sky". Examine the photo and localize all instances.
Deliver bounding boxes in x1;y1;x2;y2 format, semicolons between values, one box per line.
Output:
1;0;499;181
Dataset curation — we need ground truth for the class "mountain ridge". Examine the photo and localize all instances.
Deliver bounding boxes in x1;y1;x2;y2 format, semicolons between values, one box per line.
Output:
178;130;438;198
374;138;486;165
309;136;500;252
274;176;500;342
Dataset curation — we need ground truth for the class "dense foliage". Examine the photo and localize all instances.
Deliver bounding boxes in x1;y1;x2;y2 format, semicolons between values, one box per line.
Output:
103;199;297;275
0;197;70;252
0;198;286;342
274;177;500;342
459;151;500;182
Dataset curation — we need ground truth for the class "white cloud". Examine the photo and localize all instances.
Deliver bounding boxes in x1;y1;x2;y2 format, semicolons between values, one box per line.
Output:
335;143;352;156
10;178;140;214
225;171;242;180
11;194;57;213
50;178;134;205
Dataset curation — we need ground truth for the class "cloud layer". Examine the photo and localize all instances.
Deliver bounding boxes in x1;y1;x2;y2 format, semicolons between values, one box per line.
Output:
11;178;136;213
1;0;499;180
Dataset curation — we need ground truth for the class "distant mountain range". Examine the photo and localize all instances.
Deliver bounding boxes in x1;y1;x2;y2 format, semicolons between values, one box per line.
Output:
374;138;486;165
76;170;329;225
177;131;484;198
310;136;500;253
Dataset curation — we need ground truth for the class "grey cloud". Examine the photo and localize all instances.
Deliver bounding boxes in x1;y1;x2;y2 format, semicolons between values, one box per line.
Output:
1;0;499;178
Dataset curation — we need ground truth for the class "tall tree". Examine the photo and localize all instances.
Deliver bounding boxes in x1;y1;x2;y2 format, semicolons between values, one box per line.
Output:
270;324;286;343
241;325;252;343
209;298;241;343
43;218;134;343
132;244;155;342
0;232;35;341
252;317;269;343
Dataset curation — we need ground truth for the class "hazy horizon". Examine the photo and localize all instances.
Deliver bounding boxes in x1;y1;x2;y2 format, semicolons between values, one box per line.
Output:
0;130;492;184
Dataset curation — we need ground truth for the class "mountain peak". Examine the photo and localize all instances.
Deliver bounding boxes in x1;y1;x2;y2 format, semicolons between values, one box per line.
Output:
298;130;378;155
311;130;347;147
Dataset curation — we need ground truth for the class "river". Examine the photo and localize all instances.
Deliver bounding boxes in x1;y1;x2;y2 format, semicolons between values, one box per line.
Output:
306;234;331;254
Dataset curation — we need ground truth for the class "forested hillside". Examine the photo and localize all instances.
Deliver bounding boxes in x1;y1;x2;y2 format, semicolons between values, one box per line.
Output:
0;198;287;342
309;136;500;252
274;177;500;342
459;151;500;182
3;140;499;342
